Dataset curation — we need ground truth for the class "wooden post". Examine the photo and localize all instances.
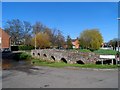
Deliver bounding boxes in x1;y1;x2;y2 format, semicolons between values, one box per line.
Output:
111;59;113;65
101;59;103;65
116;58;118;65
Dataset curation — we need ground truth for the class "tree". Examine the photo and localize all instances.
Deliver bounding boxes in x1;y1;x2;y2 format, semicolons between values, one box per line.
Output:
32;22;44;34
108;38;118;51
22;21;32;45
43;27;54;46
4;19;24;45
4;19;65;49
32;22;45;49
31;32;51;49
55;30;65;49
79;29;103;51
48;29;59;48
4;19;32;45
43;28;65;48
66;35;73;49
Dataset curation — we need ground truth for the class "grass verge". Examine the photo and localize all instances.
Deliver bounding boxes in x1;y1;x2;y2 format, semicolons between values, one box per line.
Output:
31;59;119;69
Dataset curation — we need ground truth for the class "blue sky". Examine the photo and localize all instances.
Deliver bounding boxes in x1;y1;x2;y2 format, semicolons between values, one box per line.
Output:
2;2;118;42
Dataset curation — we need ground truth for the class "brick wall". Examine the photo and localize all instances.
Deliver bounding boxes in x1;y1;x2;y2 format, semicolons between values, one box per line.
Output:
0;28;10;49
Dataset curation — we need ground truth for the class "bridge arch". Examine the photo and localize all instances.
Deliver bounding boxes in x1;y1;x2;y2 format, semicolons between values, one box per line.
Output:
96;61;101;64
33;53;35;56
76;60;84;64
61;58;67;63
51;56;55;61
43;54;47;57
38;53;40;56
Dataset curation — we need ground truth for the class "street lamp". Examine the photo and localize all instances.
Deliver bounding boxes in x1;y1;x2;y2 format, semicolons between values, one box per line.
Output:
35;34;36;50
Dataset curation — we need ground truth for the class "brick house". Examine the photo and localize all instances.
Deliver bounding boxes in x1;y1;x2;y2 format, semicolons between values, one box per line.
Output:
72;38;80;49
0;28;10;51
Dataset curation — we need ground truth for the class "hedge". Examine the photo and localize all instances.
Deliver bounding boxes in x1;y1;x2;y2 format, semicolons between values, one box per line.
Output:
18;45;34;50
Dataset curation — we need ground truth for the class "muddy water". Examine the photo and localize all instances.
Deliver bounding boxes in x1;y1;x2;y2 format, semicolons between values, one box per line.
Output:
2;52;32;70
2;59;12;70
2;59;32;70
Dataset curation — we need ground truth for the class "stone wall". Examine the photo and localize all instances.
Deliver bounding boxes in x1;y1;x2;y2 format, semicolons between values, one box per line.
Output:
31;49;100;64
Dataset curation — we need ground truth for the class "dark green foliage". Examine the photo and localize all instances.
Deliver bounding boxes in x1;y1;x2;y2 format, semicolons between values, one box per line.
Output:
66;35;73;49
18;45;34;50
13;53;21;60
19;52;32;60
13;52;32;60
11;46;19;51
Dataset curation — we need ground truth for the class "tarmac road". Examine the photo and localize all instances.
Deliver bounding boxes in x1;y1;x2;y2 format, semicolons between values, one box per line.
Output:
2;66;118;88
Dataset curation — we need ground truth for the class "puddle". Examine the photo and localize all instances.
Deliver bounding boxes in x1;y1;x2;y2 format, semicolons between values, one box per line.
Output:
18;61;26;65
44;84;50;87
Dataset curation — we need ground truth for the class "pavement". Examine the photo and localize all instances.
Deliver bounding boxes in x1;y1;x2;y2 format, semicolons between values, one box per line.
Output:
2;65;118;88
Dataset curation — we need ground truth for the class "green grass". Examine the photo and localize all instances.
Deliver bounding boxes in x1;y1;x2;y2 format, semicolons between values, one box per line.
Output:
31;59;119;69
70;48;118;55
79;49;91;53
69;49;91;53
94;49;118;55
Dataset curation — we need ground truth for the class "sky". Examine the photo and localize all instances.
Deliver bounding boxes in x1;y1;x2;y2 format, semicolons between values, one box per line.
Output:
2;2;118;42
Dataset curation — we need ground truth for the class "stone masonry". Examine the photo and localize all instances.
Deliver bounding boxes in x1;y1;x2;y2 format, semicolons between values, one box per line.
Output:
31;49;101;64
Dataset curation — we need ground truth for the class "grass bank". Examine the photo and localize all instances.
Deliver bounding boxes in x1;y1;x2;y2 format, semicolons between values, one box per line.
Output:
31;59;119;69
94;49;118;55
69;49;118;55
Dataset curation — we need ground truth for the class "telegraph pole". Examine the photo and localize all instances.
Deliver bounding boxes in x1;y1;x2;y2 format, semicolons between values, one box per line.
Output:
118;18;120;52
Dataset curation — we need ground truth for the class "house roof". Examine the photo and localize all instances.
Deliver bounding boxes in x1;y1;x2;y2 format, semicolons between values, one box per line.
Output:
71;39;77;42
71;38;79;42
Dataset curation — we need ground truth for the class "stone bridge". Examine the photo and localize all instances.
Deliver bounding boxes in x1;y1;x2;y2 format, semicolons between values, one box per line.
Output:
31;49;101;64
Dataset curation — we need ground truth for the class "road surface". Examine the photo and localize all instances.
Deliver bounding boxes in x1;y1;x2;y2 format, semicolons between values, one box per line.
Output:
2;65;118;88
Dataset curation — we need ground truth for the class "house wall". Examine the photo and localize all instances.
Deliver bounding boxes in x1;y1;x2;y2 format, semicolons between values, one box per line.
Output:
0;28;10;49
72;39;79;49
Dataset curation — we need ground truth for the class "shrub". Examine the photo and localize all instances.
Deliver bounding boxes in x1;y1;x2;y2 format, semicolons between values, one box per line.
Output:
13;52;32;60
19;52;32;60
18;45;34;50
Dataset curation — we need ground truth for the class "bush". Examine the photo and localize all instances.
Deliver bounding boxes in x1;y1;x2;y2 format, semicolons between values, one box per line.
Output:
19;52;32;60
13;52;32;60
18;45;34;50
